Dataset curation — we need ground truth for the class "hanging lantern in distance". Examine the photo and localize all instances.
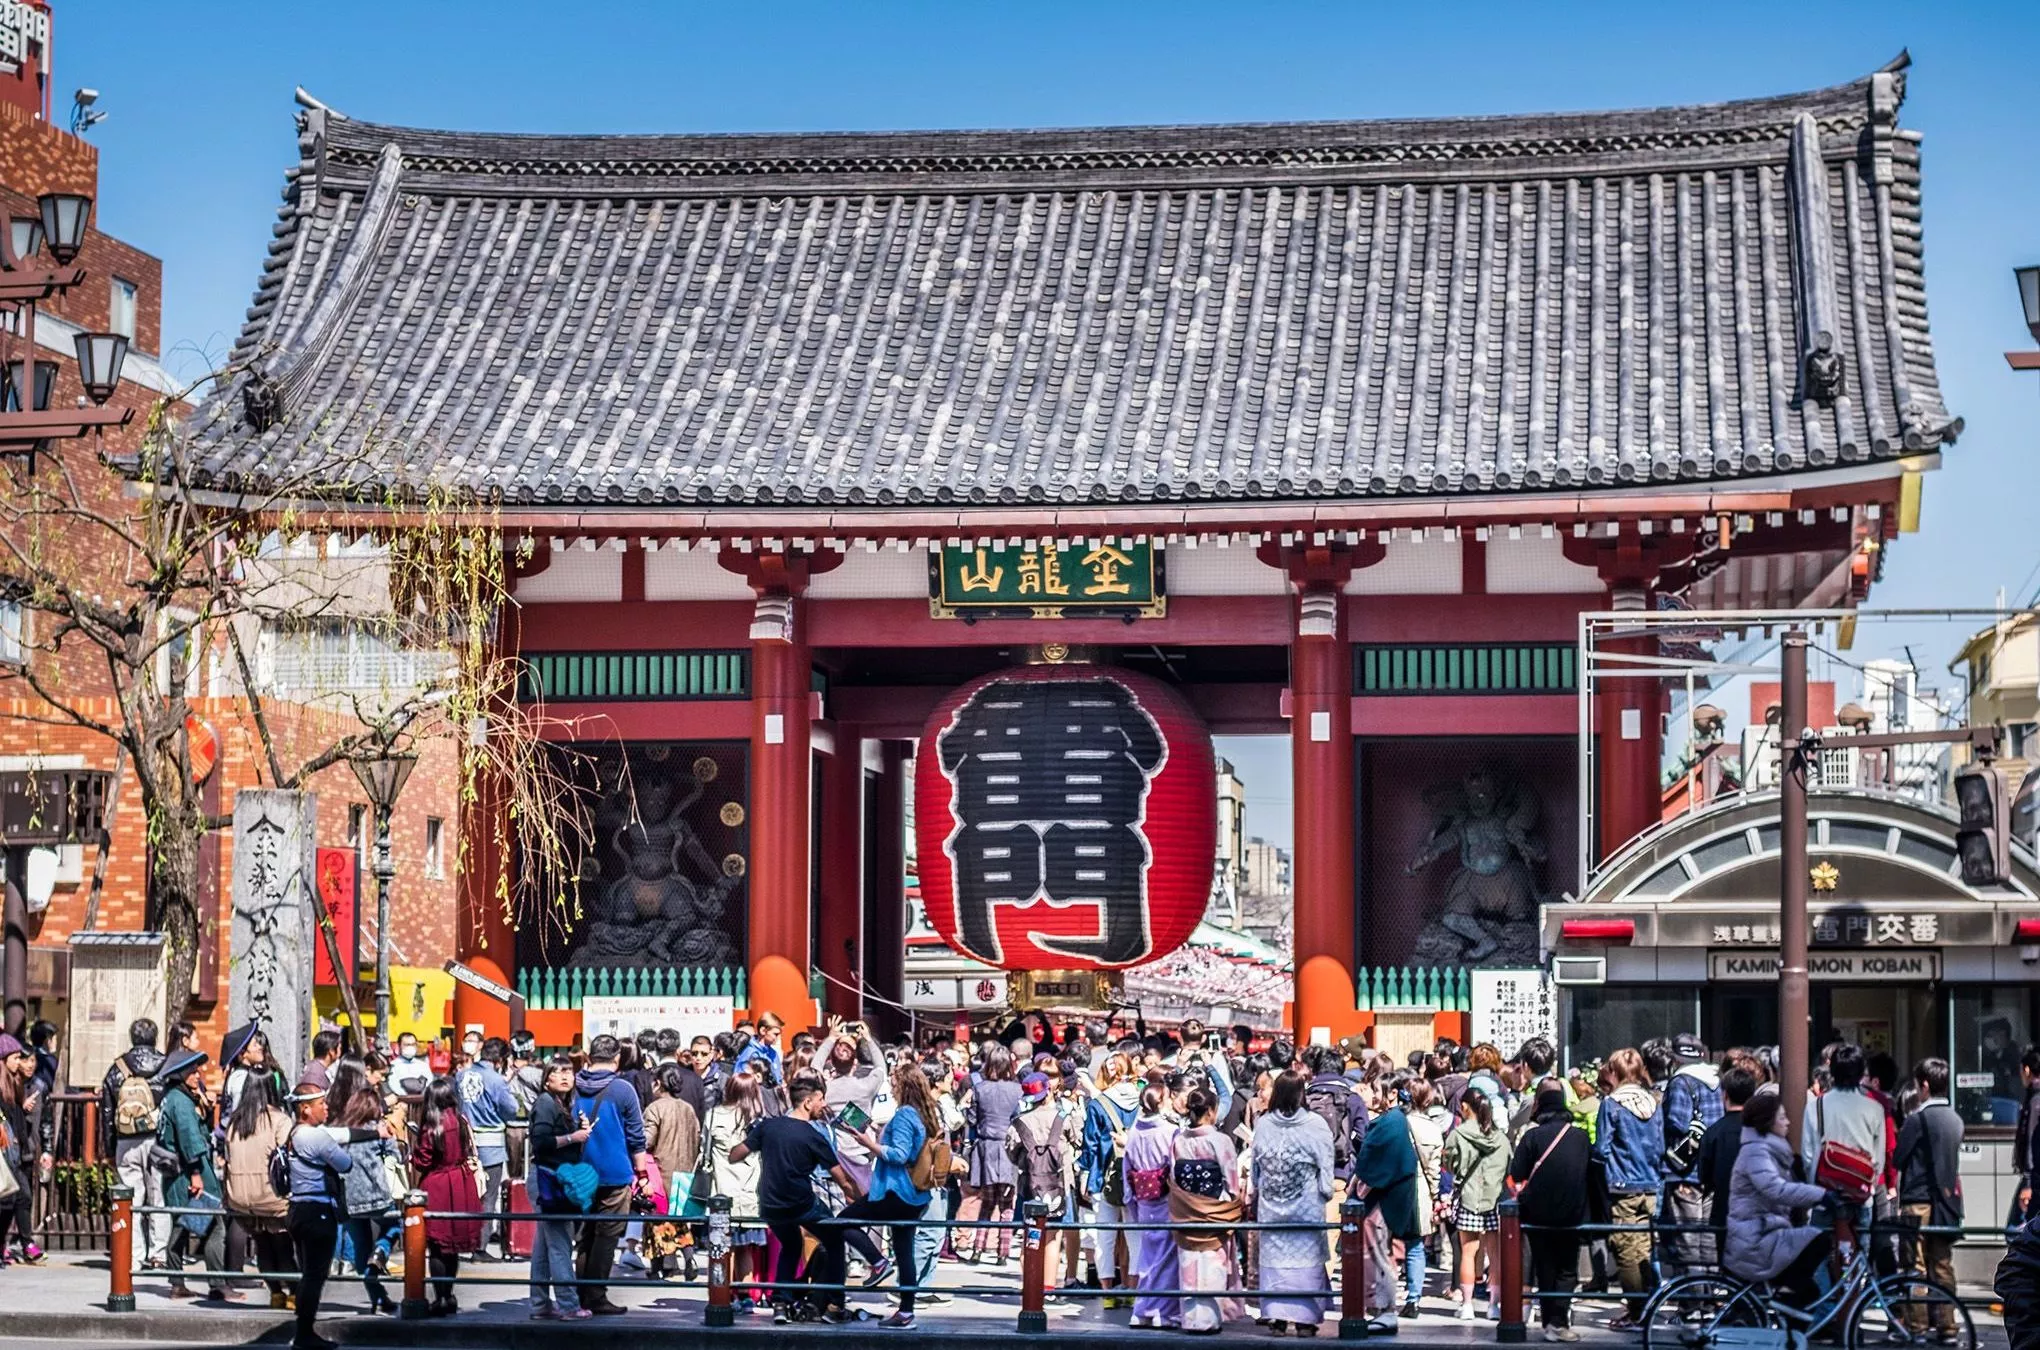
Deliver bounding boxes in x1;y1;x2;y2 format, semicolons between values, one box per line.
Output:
914;661;1215;972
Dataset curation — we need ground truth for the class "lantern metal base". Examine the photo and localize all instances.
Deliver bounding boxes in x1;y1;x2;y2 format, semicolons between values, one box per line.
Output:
1008;968;1122;1013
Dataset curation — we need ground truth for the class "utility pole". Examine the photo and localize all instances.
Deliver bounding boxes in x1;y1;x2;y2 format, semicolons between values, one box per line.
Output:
1778;629;1811;1143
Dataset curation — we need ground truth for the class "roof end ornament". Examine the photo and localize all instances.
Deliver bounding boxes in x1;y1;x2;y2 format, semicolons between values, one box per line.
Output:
1787;112;1844;407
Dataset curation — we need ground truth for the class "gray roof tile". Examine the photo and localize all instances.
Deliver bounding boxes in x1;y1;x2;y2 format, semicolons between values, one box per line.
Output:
192;61;1957;509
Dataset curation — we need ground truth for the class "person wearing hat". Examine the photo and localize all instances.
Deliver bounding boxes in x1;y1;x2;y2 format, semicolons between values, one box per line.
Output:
282;1078;387;1350
155;1048;234;1301
220;1023;285;1123
1007;1070;1071;1292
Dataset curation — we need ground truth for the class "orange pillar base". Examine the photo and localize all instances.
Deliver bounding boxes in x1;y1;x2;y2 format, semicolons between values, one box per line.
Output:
749;954;817;1037
1294;954;1366;1046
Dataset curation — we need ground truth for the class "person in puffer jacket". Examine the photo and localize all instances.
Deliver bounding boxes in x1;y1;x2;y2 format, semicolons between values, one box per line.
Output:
1996;1216;2040;1350
1593;1049;1663;1328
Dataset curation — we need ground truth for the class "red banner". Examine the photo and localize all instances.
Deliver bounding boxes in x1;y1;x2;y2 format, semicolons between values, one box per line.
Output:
313;846;360;987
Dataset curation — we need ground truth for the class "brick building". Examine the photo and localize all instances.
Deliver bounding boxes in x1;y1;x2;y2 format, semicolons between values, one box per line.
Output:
0;7;461;1078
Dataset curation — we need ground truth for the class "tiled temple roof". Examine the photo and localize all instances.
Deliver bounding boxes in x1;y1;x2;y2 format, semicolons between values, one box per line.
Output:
190;57;1955;510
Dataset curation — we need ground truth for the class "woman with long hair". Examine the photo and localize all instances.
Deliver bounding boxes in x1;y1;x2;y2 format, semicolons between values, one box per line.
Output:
1250;1068;1334;1336
839;1061;943;1328
703;1070;768;1308
1442;1086;1508;1322
1593;1047;1663;1329
642;1063;702;1279
0;1037;37;1277
334;1067;401;1314
527;1056;591;1319
957;1045;1022;1264
221;1072;296;1307
1124;1084;1180;1330
1082;1052;1143;1307
410;1077;481;1315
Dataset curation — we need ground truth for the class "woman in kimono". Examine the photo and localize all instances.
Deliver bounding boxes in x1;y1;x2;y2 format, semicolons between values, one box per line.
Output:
1169;1085;1247;1334
1124;1084;1181;1330
1250;1069;1336;1335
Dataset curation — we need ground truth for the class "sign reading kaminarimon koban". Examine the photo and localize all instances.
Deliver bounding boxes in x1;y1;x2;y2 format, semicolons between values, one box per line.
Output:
931;540;1164;619
915;663;1213;970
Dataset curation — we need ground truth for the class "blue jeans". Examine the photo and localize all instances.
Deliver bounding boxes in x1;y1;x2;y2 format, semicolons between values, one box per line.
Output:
530;1210;580;1311
341;1216;392;1305
1403;1236;1425;1304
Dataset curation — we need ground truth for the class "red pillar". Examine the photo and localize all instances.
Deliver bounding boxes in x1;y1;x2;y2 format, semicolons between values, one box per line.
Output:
864;742;908;1041
455;607;519;1041
749;595;817;1033
815;726;864;1019
1595;587;1663;861
1291;583;1361;1046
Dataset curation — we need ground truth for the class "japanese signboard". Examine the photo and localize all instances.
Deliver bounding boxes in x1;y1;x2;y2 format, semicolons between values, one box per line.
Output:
1706;913;1943;946
904;977;959;1009
312;847;359;987
581;995;735;1043
931;540;1165;618
1471;968;1557;1058
1709;951;1942;981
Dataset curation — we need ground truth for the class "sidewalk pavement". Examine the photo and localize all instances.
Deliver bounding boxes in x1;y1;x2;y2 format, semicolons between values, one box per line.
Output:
0;1252;2006;1348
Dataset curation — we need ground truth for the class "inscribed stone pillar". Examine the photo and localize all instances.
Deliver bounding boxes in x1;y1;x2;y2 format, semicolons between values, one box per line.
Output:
231;790;318;1087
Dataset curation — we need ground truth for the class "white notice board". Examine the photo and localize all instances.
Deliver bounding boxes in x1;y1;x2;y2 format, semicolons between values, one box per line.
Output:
1470;969;1557;1057
580;996;734;1044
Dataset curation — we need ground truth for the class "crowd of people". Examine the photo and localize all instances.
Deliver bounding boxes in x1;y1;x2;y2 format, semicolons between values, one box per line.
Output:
0;1009;2001;1348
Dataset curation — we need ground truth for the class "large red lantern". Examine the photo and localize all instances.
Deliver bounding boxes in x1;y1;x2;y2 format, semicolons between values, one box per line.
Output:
914;662;1216;971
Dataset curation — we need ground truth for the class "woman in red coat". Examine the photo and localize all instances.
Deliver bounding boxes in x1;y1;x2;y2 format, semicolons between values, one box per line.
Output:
411;1077;482;1316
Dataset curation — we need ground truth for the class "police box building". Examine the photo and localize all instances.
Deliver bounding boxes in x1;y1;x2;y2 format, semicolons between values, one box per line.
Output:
185;59;2006;1100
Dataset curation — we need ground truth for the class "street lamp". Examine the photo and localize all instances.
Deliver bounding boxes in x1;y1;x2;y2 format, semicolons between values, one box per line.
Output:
73;330;127;404
2018;265;2040;345
36;192;89;267
350;749;417;1047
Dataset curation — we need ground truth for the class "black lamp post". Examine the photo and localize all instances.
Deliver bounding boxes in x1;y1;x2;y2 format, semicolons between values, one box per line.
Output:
0;189;134;451
350;749;417;1044
2017;265;2040;345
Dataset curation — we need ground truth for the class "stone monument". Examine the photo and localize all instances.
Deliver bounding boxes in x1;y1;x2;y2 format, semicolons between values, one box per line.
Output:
230;790;318;1086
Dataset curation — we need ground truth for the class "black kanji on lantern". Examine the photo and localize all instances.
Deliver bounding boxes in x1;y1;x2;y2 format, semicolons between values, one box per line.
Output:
935;677;1168;966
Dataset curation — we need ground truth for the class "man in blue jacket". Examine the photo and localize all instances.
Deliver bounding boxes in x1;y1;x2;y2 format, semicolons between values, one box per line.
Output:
457;1037;520;1261
572;1035;649;1316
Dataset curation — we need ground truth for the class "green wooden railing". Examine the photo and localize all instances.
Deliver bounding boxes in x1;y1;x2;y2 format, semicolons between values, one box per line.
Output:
1355;965;1472;1012
519;650;750;703
1354;643;1576;695
516;964;749;1010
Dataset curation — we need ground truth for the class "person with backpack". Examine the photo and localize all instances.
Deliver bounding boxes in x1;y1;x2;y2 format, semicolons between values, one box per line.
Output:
838;1060;943;1329
1658;1035;1721;1279
281;1079;379;1350
1081;1052;1141;1309
1302;1045;1368;1215
103;1018;169;1269
571;1034;650;1316
1893;1058;1964;1339
1124;1084;1181;1330
221;1073;297;1308
1007;1072;1070;1289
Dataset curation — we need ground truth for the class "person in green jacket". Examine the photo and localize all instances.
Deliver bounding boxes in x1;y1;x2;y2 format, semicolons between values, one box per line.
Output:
1442;1086;1511;1322
156;1049;232;1301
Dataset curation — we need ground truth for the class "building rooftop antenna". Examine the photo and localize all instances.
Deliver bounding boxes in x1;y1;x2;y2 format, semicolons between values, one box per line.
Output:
69;88;104;136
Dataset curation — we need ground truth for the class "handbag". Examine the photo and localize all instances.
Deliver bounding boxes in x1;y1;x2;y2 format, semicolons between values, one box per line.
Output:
555;1161;599;1212
177;1186;222;1239
0;1155;19;1204
1813;1098;1877;1201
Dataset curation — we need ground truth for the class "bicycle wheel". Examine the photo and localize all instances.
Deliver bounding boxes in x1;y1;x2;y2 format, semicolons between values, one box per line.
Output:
1640;1274;1778;1350
1844;1275;1976;1350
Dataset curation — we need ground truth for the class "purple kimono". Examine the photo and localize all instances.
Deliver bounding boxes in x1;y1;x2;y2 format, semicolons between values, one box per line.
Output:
1124;1115;1181;1329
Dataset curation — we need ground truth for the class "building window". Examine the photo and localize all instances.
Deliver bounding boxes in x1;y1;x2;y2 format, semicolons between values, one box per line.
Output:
0;599;21;664
347;803;368;866
2011;722;2038;761
1951;986;2036;1127
424;817;445;879
110;277;137;341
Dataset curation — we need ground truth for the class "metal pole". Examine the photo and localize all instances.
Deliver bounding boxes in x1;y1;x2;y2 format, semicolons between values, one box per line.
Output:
3;844;30;1038
1779;629;1811;1141
374;805;395;1046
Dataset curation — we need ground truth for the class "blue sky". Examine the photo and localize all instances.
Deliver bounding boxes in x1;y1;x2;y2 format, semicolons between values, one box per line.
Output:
65;1;2040;847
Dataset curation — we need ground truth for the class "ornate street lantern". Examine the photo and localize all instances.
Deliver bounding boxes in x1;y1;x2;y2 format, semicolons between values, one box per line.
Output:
7;217;39;265
37;192;89;266
2018;265;2040;345
2;357;55;412
73;330;127;405
351;748;418;1046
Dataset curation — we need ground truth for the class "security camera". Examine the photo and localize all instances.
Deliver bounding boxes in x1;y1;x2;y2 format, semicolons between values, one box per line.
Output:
73;88;97;106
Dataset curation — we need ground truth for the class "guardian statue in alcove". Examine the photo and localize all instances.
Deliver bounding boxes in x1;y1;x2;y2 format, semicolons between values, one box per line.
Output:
1404;764;1545;965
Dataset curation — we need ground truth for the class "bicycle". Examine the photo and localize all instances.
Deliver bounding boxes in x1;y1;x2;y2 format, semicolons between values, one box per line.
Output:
1640;1224;1974;1350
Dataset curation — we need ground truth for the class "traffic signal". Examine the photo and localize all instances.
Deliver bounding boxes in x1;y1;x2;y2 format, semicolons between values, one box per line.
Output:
1953;763;2011;887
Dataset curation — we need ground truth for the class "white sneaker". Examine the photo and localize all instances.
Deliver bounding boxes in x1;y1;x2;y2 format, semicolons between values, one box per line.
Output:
1489;1304;1502;1321
615;1249;648;1273
1457;1302;1477;1322
1544;1328;1581;1343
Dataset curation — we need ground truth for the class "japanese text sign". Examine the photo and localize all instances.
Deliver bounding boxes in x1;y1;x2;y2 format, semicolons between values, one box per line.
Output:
931;540;1164;618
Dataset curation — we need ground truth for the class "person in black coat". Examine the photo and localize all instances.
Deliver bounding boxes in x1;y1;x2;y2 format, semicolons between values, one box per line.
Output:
1698;1065;1759;1236
1997;1217;2040;1350
1508;1084;1593;1340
